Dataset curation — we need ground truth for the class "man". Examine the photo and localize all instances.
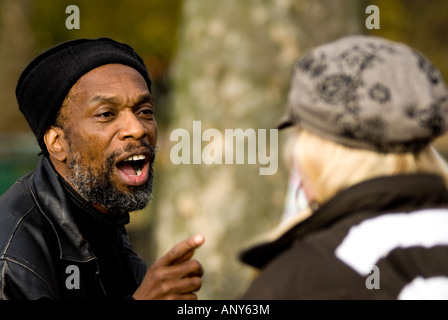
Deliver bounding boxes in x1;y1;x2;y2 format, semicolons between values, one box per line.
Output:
0;37;205;300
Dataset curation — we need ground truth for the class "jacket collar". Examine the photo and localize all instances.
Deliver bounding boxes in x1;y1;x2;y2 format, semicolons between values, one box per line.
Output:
240;174;448;269
28;156;129;262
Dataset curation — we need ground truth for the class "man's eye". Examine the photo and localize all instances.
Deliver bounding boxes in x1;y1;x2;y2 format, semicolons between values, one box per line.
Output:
139;108;155;117
98;111;114;118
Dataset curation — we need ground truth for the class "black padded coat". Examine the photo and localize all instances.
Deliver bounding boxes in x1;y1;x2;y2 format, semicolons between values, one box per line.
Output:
240;174;448;299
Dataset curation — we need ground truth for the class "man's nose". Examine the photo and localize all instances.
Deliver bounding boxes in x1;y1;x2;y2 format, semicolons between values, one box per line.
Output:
118;111;147;141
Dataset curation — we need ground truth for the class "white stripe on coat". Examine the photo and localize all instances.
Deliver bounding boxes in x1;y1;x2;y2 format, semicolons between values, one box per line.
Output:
398;276;448;300
335;209;448;275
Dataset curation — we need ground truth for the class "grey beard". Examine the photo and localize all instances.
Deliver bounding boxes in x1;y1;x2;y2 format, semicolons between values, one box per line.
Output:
67;146;155;213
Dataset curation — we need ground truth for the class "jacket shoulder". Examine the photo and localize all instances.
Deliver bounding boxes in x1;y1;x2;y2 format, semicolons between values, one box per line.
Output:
0;172;37;253
0;172;60;299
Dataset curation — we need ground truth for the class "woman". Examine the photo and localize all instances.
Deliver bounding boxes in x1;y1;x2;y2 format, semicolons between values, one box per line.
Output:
239;35;448;299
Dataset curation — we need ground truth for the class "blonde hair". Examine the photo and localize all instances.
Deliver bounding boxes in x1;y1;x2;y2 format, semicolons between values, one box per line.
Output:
292;129;448;205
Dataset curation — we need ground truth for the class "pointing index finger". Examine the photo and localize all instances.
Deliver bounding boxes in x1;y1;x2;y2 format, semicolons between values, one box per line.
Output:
163;234;205;266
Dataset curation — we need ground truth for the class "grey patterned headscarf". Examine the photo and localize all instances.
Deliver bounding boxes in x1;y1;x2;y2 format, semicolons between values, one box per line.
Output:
278;35;448;153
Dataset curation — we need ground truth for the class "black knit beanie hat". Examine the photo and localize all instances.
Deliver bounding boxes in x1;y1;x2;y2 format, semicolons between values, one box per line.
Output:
16;37;152;154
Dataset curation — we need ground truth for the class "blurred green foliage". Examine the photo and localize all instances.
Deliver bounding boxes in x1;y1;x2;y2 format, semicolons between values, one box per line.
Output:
365;0;448;81
31;0;182;68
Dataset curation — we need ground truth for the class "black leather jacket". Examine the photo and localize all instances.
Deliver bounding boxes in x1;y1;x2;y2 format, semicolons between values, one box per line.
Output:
0;156;146;299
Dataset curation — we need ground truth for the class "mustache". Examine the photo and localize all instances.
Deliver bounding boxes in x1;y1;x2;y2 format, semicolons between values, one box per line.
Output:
112;141;157;164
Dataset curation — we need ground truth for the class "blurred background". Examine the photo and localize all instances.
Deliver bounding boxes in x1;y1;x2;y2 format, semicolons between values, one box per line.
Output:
1;0;448;299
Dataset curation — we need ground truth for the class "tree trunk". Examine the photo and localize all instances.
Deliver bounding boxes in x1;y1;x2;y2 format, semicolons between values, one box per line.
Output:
154;0;362;299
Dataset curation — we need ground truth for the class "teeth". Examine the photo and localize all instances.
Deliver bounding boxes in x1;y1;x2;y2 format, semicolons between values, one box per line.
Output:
121;154;145;177
125;154;146;162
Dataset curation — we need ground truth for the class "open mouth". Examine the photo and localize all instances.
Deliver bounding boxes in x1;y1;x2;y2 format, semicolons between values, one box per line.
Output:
116;154;150;186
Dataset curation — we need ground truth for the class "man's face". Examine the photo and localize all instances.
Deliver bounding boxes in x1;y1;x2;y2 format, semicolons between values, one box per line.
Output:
55;64;157;213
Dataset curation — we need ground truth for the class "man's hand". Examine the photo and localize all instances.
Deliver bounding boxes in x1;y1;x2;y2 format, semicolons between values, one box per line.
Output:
132;234;205;300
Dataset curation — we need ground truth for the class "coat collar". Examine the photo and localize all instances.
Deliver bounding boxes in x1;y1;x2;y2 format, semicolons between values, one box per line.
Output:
240;174;448;269
29;156;129;262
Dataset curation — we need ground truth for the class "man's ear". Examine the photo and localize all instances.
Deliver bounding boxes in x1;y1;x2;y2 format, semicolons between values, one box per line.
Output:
44;126;68;162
